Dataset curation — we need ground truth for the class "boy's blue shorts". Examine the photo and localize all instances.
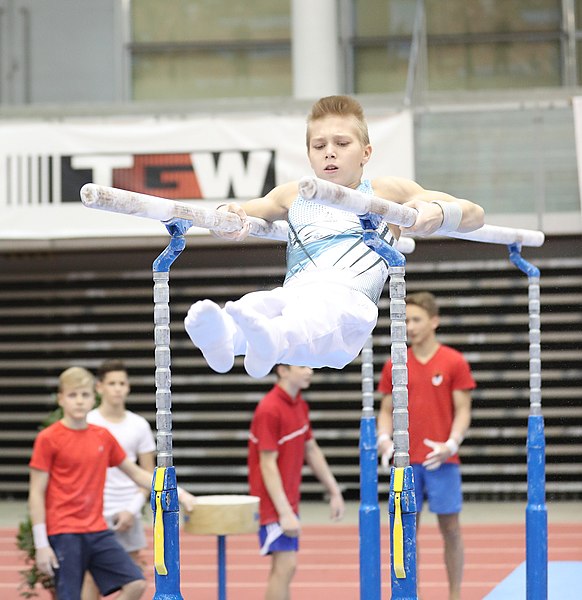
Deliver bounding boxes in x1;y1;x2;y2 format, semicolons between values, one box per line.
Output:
411;463;463;514
50;529;144;599
258;522;299;555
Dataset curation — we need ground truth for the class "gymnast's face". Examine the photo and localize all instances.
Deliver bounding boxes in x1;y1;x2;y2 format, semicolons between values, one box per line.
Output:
307;115;372;189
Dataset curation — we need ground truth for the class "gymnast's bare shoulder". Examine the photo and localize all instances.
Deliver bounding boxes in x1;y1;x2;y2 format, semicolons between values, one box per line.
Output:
370;176;425;204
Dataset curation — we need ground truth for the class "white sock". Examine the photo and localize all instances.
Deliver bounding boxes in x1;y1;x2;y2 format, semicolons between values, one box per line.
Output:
184;300;235;373
224;301;281;378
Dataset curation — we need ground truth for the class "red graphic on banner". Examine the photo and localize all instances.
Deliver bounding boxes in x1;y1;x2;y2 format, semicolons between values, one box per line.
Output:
112;154;202;199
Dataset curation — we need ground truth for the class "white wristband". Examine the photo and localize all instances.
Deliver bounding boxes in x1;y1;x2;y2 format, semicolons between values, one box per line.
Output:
445;438;460;456
32;523;50;549
432;200;463;233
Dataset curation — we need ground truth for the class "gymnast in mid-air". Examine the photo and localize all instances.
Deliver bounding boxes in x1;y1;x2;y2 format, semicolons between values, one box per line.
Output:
184;95;485;378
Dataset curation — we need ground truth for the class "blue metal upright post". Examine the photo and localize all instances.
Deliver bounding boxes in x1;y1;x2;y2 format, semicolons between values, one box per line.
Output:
152;465;182;599
217;535;226;600
360;214;418;600
359;336;382;600
386;260;417;600
152;218;192;600
508;242;547;600
388;465;417;600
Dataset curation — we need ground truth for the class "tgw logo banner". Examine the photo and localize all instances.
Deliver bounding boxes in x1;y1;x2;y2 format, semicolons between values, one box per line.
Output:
0;111;413;240
65;151;276;202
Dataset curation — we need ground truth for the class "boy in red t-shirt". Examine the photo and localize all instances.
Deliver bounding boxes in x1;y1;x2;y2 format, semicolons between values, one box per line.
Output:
377;292;475;600
28;367;195;599
248;364;345;599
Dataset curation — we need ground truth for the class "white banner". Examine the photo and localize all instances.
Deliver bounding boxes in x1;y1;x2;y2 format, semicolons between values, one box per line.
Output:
0;110;413;240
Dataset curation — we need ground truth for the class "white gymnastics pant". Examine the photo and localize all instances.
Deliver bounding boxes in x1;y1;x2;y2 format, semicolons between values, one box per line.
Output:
185;276;379;378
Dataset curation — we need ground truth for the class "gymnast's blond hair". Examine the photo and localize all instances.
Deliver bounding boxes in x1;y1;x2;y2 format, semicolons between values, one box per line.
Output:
306;95;370;147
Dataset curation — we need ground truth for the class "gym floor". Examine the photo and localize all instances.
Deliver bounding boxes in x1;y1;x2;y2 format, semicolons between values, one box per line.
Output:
4;500;582;599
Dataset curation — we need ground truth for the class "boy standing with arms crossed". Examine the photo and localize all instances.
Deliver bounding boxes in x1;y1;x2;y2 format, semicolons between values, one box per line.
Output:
28;366;195;599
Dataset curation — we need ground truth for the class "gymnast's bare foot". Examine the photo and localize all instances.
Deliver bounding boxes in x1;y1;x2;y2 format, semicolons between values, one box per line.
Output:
184;300;234;373
224;301;279;378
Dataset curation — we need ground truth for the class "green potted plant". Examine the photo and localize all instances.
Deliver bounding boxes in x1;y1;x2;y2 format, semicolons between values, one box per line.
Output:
16;517;57;599
16;405;62;598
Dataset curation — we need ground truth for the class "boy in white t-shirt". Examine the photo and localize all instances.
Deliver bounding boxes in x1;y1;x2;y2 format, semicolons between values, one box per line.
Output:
83;360;156;600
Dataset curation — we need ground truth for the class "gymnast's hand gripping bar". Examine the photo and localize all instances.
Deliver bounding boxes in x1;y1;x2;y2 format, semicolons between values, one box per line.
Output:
80;183;289;241
299;176;545;247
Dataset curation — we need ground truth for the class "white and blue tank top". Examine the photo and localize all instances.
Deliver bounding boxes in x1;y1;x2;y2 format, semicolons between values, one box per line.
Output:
284;179;395;304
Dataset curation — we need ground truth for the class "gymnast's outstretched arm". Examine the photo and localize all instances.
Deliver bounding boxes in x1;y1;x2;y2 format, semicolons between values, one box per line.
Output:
371;176;485;236
215;176;484;242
